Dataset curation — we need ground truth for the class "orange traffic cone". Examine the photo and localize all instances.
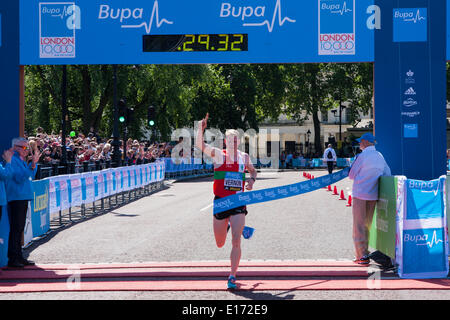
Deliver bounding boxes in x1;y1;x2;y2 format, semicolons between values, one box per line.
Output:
303;172;306;177
327;185;332;191
333;186;339;195
346;195;352;207
312;175;315;179
339;190;346;200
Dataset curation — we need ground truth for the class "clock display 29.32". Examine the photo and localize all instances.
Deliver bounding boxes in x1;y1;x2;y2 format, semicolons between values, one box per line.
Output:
143;34;248;52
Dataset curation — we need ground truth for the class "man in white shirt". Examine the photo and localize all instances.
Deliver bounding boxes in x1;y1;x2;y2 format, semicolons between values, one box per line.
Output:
322;144;337;174
348;133;391;265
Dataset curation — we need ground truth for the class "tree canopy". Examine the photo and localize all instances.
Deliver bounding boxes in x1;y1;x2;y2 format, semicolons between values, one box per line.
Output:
25;62;376;148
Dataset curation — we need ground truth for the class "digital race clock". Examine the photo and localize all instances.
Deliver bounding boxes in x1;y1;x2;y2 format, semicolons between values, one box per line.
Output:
143;34;248;52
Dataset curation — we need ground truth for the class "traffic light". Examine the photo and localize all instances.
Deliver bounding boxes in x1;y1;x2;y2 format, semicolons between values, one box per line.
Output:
126;107;135;125
148;106;156;126
118;99;126;123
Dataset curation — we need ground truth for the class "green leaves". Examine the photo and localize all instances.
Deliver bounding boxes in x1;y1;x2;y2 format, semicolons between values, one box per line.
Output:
24;62;374;144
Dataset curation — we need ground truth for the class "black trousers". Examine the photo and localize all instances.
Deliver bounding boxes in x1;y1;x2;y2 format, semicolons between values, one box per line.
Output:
327;161;334;174
7;200;28;262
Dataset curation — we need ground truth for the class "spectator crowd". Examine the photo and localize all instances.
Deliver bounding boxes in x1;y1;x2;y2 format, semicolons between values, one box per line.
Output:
26;127;175;168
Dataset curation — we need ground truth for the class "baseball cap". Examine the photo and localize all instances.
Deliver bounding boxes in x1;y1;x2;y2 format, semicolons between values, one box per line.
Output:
356;133;376;144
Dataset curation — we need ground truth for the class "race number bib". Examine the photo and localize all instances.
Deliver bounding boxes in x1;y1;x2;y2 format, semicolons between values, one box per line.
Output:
224;172;243;191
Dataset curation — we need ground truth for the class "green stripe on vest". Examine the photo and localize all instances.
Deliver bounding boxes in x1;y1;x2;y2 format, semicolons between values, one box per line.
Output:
214;171;245;180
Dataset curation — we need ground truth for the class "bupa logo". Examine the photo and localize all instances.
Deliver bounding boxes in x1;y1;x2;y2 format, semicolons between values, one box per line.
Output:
404;230;444;249
393;8;427;42
320;0;352;16
318;0;355;56
39;2;81;58
98;0;173;34
219;0;296;33
408;179;440;193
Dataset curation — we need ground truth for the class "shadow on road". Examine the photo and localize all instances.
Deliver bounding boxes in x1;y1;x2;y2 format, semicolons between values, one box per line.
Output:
230;290;295;300
23;183;170;258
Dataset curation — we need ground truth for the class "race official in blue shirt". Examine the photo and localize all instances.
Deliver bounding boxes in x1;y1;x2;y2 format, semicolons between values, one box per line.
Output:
0;149;14;223
5;138;40;268
348;133;391;265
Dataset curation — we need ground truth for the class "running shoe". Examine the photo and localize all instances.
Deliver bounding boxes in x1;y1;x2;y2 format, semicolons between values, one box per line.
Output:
227;275;237;290
353;255;370;265
227;224;255;240
242;226;255;239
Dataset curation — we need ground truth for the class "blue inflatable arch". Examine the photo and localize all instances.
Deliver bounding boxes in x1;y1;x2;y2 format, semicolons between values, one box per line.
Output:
0;0;447;180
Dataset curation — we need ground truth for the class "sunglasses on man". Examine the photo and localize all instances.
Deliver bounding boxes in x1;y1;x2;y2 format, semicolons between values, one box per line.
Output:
14;145;28;150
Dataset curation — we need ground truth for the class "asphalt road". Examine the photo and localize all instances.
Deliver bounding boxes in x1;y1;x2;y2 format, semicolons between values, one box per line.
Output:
26;170;356;263
2;169;450;300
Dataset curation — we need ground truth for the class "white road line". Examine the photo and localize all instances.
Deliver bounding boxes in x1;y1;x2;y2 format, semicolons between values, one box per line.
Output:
200;203;213;212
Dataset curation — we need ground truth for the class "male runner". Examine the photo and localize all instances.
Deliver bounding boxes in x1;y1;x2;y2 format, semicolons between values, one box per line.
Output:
196;113;257;290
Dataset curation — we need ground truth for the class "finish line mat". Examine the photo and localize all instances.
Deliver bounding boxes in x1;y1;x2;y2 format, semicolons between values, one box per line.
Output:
0;260;449;293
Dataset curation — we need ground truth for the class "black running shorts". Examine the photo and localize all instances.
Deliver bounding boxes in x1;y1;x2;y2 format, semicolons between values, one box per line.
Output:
213;196;248;220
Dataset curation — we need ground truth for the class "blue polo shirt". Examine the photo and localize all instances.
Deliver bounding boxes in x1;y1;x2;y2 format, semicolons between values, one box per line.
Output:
0;162;14;206
5;153;36;202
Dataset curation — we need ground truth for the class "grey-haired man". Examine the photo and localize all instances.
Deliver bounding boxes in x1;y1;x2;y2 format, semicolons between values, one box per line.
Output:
348;133;391;265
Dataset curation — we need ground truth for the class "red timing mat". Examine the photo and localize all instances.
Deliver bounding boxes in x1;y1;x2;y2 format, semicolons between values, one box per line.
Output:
0;260;448;293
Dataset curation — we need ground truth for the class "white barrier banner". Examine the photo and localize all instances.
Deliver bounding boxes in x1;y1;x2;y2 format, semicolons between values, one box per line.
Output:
57;175;70;211
115;168;123;193
49;177;60;214
45;164;165;217
123;167;130;191
101;169;111;197
94;172;104;201
69;174;82;207
81;172;95;204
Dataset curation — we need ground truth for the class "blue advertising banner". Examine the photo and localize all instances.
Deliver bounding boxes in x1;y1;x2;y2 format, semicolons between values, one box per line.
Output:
396;176;449;279
0;1;20;153
30;179;50;238
374;0;447;181
19;0;377;65
13;0;450;65
0;205;10;267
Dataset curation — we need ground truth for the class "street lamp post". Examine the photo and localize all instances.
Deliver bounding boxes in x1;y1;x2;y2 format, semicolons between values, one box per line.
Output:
111;65;122;167
306;129;311;159
60;65;68;172
332;98;346;156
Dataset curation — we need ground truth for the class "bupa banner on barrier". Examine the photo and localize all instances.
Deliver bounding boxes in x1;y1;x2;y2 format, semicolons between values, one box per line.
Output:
21;179;51;248
213;167;350;215
395;176;449;279
68;174;82;208
48;162;164;213
81;172;95;204
30;179;51;238
0;162;165;267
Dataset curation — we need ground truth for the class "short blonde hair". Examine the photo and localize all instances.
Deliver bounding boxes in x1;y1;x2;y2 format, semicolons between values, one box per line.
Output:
225;129;239;138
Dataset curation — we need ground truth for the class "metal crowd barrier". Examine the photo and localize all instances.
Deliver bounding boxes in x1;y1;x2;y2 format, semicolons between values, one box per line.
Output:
35;159;154;180
20;162;166;250
162;157;214;180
